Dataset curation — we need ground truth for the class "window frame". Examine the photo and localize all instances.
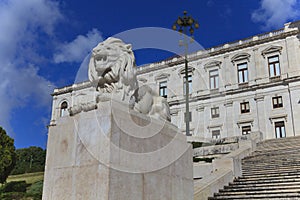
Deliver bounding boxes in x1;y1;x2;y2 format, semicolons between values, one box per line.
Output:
212;130;221;139
272;96;283;109
209;69;219;90
237;62;248;84
211;107;220;118
240;102;250;114
275;121;286;138
60;101;68;117
242;125;251;135
268;55;281;77
159;81;168;98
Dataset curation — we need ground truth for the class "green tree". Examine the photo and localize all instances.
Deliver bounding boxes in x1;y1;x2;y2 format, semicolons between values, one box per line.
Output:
11;146;46;175
0;127;17;184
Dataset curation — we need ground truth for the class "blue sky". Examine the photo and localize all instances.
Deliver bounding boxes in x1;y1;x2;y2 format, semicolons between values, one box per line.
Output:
1;0;300;149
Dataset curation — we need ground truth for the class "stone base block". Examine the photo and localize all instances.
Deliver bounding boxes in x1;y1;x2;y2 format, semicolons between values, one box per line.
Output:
43;100;193;200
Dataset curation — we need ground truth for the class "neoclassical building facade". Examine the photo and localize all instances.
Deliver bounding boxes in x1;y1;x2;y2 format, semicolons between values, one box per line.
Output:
50;21;300;141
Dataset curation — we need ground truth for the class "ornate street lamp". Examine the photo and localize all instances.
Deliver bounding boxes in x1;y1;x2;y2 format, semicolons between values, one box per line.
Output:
172;11;199;136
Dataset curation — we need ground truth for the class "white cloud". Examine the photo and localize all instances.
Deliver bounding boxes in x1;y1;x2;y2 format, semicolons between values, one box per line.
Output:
0;0;62;133
53;29;103;63
252;0;300;30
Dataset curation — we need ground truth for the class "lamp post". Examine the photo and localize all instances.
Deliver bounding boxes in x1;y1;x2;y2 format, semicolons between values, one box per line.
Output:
172;11;199;136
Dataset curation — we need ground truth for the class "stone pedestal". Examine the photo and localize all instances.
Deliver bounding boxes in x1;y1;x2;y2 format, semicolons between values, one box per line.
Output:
42;100;193;200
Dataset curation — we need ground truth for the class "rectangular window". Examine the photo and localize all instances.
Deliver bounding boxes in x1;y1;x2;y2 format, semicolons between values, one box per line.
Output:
272;96;283;108
209;70;219;89
212;130;221;139
211;107;220;118
242;126;251;135
183;75;192;94
240;102;250;113
238;62;248;83
159;81;167;98
275;121;286;138
268;55;280;77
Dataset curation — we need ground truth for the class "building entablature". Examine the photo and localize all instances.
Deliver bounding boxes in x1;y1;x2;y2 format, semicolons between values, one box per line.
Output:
167;75;300;107
137;22;299;75
52;81;91;96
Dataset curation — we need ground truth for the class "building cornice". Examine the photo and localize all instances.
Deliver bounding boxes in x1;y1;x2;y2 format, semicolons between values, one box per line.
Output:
137;26;299;75
52;81;92;96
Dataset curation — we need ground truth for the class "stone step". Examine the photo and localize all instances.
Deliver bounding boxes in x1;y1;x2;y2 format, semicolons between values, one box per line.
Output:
248;152;300;156
258;143;300;148
255;147;300;152
208;193;300;200
214;188;300;196
247;154;300;160
258;142;300;146
245;156;300;160
242;168;300;176
242;171;300;177
242;169;300;174
225;181;300;189
255;146;300;151
243;163;300;168
257;145;300;149
244;162;300;166
246;152;300;159
245;155;300;160
257;143;300;149
220;185;300;193
238;173;300;180
257;142;300;147
230;177;300;185
242;166;300;172
244;157;300;163
257;136;300;145
257;142;300;148
208;136;300;200
257;144;300;149
242;164;300;169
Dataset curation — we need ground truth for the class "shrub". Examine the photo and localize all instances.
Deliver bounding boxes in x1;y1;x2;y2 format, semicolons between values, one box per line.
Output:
193;157;214;163
1;181;28;193
26;180;43;200
0;192;26;200
190;142;203;149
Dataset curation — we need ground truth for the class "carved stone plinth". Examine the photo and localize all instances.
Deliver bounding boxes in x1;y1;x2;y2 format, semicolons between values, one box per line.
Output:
42;100;193;200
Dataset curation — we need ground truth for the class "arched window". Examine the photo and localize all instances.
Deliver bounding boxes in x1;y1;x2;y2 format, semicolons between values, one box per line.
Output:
60;101;68;117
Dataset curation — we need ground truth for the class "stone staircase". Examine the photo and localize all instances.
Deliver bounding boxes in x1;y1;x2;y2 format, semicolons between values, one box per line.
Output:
208;136;300;199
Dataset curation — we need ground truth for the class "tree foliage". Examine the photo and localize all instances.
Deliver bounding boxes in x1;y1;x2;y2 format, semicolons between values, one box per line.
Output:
11;146;46;175
0;127;17;184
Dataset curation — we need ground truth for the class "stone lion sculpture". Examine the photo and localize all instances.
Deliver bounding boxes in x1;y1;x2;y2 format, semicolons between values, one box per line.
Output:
88;37;171;121
88;37;138;101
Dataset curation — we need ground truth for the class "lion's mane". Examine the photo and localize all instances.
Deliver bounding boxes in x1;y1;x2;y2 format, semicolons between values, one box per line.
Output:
88;37;138;101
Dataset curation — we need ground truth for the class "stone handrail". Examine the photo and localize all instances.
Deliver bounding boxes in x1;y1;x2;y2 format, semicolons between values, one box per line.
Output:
194;168;233;200
193;132;263;199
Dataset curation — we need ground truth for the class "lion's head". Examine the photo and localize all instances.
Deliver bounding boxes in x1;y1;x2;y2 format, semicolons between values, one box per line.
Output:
88;37;138;100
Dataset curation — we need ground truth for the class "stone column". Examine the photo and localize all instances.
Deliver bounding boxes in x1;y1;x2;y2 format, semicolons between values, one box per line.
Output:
195;105;205;138
255;95;266;139
224;100;234;137
285;36;300;77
